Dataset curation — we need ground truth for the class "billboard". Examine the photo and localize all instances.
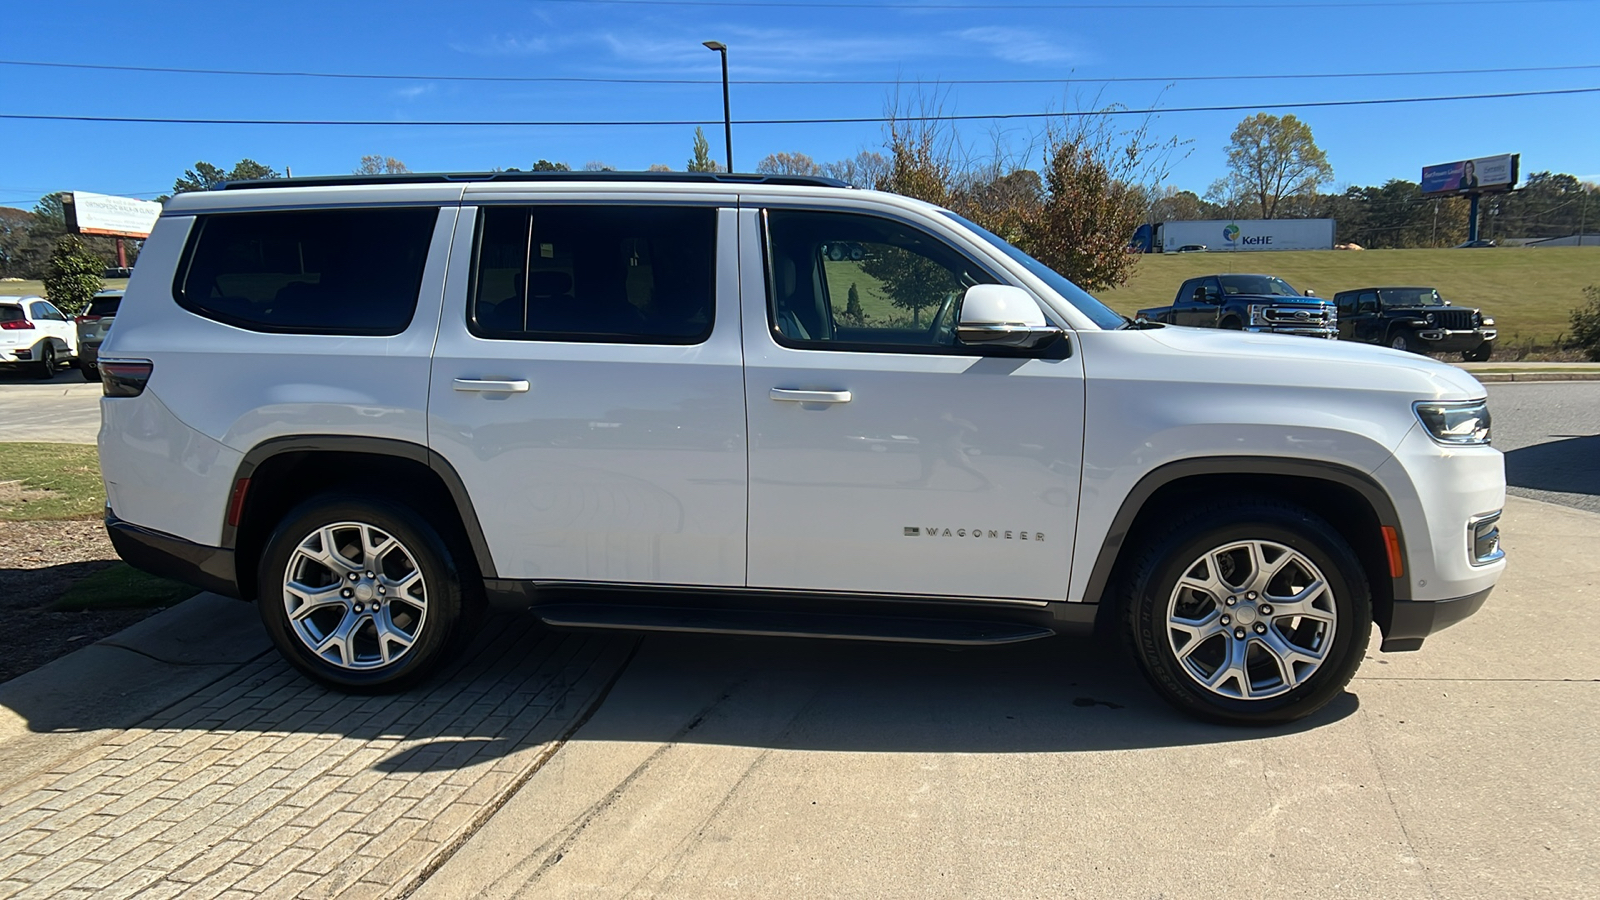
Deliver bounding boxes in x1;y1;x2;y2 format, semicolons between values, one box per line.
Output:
62;191;163;238
1420;154;1519;197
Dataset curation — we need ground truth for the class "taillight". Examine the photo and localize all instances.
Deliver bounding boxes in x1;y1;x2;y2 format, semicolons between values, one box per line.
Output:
0;320;35;330
101;359;153;397
75;315;101;325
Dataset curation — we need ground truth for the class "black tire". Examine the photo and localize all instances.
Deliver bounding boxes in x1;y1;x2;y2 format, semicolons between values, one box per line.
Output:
1118;499;1371;726
1219;317;1243;330
1462;342;1494;363
257;494;470;691
80;363;99;382
32;344;56;379
1388;331;1416;353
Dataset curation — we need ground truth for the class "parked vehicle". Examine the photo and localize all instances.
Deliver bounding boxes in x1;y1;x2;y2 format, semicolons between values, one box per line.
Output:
1334;286;1497;361
97;171;1504;726
1136;274;1337;338
1173;244;1208;253
76;289;123;381
0;295;76;378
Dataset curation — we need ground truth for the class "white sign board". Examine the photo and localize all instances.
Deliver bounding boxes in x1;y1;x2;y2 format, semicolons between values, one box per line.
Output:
64;191;163;239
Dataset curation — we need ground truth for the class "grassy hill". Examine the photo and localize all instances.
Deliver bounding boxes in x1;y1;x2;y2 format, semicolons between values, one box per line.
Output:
1097;247;1600;346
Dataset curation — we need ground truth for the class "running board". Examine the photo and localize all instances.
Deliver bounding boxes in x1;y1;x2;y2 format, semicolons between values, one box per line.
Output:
533;603;1056;646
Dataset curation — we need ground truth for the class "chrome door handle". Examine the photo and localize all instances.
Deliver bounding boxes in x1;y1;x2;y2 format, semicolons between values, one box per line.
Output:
769;388;852;403
453;378;530;393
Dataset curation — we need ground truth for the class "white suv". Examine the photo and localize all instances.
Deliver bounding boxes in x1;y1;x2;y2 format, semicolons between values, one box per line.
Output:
98;173;1505;725
0;295;77;377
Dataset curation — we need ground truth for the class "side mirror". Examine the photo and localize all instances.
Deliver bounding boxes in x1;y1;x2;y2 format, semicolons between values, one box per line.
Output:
956;285;1062;350
1192;287;1207;303
1304;288;1316;297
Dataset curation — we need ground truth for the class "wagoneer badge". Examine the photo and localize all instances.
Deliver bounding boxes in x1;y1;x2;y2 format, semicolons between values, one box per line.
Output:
905;526;1044;542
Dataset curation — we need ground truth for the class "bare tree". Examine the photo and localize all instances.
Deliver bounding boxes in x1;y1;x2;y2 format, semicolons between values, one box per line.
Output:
756;152;823;176
355;155;410;175
821;151;891;189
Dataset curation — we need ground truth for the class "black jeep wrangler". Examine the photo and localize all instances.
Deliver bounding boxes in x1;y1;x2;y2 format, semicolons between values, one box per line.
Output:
1333;286;1497;361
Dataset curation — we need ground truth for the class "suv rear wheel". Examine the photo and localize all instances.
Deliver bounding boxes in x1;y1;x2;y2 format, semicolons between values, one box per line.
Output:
32;344;55;379
258;495;467;690
1120;500;1371;725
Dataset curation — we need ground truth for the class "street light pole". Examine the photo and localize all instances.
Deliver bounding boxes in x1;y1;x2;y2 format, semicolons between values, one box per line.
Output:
703;41;732;173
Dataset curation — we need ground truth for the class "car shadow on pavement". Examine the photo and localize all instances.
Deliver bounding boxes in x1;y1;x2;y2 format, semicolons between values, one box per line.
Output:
2;602;1356;779
554;631;1359;759
1503;434;1600;496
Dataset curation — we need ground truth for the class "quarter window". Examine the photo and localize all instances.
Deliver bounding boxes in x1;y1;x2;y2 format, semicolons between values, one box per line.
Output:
469;205;715;344
174;208;439;335
764;209;998;351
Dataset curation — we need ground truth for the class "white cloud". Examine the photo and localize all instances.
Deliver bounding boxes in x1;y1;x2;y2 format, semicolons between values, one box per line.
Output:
448;34;556;57
393;84;435;100
955;26;1078;65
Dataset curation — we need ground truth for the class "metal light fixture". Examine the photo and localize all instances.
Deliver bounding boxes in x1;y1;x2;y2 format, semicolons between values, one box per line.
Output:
702;40;732;173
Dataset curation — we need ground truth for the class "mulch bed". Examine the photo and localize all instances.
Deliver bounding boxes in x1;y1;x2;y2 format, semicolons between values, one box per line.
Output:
0;519;162;684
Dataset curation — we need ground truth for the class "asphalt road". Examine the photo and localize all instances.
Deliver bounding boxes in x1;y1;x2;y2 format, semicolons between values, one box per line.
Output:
1488;381;1600;514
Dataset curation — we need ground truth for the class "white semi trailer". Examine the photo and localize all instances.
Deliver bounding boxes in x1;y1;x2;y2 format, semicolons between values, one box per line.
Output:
1155;219;1336;252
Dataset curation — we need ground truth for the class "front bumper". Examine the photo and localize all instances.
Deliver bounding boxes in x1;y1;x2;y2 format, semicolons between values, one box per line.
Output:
1379;586;1493;651
1243;325;1339;339
106;509;241;599
1414;328;1496;352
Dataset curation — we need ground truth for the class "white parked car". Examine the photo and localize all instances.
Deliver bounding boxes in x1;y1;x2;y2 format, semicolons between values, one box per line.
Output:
0;295;77;378
97;172;1505;725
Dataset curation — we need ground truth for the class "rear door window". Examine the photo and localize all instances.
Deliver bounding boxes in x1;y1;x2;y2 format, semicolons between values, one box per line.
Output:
468;205;716;344
174;207;439;335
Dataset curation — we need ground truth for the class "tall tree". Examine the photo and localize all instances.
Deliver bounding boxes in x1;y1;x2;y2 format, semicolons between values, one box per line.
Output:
530;159;571;171
687;128;722;173
172;159;281;194
1214;113;1332;219
355;155;410;175
822;151;891;189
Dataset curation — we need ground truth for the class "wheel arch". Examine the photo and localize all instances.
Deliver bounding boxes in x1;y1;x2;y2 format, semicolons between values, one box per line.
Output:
1083;457;1408;636
224;436;496;601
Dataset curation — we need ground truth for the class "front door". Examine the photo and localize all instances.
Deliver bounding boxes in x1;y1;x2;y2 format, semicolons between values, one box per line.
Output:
740;206;1085;601
1173;278;1222;327
428;201;747;586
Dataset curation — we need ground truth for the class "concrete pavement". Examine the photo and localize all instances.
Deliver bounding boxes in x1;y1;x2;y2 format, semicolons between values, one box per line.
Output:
416;494;1599;900
0;374;100;444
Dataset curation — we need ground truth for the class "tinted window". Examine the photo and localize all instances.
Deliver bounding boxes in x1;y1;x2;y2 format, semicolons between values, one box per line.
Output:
470;205;715;344
0;306;23;324
1218;275;1300;297
87;296;122;317
1358;292;1378;314
175;208;438;335
29;302;51;320
1382;288;1445;307
767;209;999;350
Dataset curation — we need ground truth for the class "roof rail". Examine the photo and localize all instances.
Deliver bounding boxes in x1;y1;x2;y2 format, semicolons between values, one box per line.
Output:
216;171;853;191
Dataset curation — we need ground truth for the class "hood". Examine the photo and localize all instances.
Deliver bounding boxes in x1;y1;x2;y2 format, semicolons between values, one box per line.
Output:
1230;294;1332;307
1141;323;1486;399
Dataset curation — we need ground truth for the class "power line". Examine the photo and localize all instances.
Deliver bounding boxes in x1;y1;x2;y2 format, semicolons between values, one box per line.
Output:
533;0;1583;8
2;86;1595;128
4;57;1596;87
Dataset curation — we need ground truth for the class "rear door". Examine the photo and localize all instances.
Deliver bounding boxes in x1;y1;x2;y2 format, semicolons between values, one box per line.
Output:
29;300;74;354
428;195;747;585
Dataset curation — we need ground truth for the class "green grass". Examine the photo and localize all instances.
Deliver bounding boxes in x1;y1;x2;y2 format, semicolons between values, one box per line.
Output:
0;278;129;299
54;563;199;611
1097;247;1600;345
0;443;106;521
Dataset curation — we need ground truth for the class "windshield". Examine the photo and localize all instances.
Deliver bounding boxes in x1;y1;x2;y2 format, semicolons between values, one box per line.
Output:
1217;275;1300;297
942;212;1127;330
1383;288;1446;307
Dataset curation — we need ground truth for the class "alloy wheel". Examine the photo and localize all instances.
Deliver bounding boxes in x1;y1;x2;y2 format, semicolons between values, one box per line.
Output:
281;521;428;670
1165;539;1337;700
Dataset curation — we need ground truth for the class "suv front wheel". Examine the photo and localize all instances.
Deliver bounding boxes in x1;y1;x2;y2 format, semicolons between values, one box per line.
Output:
258;495;468;690
1120;500;1371;725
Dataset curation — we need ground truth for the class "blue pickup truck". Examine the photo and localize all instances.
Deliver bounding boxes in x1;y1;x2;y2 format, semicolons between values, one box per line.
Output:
1136;273;1337;338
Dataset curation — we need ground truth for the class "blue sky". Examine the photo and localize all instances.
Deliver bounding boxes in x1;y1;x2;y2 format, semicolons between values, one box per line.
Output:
1;0;1597;209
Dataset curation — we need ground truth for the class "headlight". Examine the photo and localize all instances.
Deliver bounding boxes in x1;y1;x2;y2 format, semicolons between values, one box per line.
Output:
1481;316;1495;326
1424;312;1436;325
1414;400;1491;445
1248;304;1265;326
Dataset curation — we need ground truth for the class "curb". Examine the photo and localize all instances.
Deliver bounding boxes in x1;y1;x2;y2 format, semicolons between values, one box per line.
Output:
1469;372;1600;382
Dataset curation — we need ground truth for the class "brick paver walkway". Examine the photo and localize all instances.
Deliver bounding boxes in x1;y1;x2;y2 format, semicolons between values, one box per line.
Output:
0;617;634;899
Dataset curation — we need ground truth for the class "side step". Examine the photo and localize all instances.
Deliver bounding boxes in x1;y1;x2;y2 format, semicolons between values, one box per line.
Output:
533;603;1055;646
